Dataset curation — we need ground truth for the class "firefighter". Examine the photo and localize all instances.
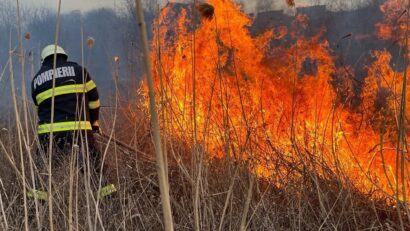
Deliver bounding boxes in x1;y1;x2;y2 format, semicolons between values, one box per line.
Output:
29;44;116;200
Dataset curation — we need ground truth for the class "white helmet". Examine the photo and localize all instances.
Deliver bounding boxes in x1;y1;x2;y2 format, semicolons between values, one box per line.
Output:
41;44;67;63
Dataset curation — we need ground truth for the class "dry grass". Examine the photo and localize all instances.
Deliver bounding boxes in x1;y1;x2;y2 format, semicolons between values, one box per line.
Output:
0;106;406;230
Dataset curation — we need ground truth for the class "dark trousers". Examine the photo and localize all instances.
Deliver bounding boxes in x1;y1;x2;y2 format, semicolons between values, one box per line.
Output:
35;130;102;189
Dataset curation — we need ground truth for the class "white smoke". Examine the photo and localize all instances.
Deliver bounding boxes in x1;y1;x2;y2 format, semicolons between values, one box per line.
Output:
160;0;374;13
235;0;374;13
156;0;288;13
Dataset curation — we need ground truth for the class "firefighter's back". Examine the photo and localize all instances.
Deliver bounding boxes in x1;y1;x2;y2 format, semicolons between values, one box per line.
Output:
31;56;96;133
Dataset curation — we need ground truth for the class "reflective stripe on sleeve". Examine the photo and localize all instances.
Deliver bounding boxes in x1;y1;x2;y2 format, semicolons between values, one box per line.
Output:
88;99;101;109
86;80;97;91
38;121;92;134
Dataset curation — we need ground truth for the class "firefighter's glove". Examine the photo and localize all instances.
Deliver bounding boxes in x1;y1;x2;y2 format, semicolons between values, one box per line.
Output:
92;120;101;134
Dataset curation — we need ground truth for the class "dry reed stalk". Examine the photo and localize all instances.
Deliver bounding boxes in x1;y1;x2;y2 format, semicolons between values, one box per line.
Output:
47;1;63;229
156;3;169;182
0;60;24;184
78;19;102;231
245;180;272;228
0;59;10;83
68;145;79;231
217;168;238;231
75;158;80;231
29;54;38;133
239;169;255;231
15;0;30;152
0;138;24;183
103;57;123;229
380;117;395;196
134;0;174;230
191;1;204;230
402;4;410;224
318;189;344;229
9;47;29;231
394;4;410;230
93;45;121;231
0;179;8;230
212;11;233;230
15;1;42;228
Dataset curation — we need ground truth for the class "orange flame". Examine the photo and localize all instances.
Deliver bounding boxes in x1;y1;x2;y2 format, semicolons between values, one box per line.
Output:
377;0;409;49
150;0;410;201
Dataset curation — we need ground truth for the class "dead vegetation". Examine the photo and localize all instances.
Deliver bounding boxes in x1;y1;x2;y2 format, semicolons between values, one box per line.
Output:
0;105;407;230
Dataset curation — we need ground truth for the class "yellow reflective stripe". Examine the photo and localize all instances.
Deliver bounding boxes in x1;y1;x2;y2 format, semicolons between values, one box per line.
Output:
88;99;101;109
98;184;117;198
38;121;92;134
86;80;96;91
35;80;97;105
27;189;48;201
36;84;86;105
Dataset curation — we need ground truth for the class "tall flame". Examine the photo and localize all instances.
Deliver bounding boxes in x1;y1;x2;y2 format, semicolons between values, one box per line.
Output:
150;0;410;201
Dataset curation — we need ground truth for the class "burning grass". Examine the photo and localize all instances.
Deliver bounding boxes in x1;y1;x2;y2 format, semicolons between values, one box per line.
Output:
152;0;410;208
0;109;406;230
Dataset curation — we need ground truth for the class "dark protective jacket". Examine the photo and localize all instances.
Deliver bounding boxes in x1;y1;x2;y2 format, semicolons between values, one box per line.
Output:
31;56;100;134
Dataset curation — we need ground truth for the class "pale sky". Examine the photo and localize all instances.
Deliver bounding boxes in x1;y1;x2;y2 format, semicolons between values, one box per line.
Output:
20;0;121;13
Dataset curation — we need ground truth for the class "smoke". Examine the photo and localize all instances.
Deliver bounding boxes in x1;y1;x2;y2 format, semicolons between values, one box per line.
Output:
157;0;375;13
237;0;287;13
236;0;375;12
152;0;287;14
19;0;377;14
